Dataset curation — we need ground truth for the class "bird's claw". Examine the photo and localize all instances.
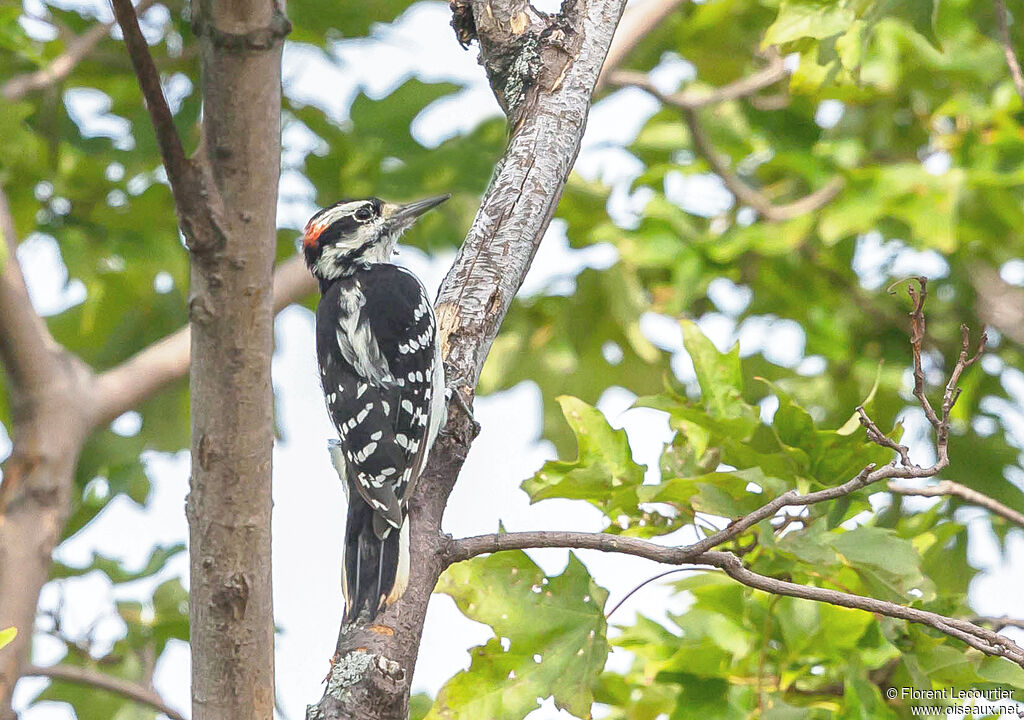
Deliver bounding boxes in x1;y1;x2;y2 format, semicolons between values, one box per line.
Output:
445;384;481;437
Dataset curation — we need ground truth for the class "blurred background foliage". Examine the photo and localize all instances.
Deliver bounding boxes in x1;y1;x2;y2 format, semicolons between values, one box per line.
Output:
1;0;1023;717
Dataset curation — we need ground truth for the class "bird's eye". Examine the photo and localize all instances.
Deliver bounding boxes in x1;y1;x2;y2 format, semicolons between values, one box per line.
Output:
354;206;373;222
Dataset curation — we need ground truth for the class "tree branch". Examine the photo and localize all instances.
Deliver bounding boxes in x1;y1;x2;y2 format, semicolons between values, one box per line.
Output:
92;255;313;424
442;530;1024;667
1;0;160;102
972;263;1024;346
973;616;1024;632
109;0;226;258
594;0;688;91
701;550;1024;666
888;480;1024;529
682;105;845;221
24;664;186;720
607;48;786;109
0;186;64;403
108;0;189;208
993;0;1024;107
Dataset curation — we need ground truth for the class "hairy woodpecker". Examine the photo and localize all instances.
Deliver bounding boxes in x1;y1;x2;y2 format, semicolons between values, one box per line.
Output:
303;194;449;624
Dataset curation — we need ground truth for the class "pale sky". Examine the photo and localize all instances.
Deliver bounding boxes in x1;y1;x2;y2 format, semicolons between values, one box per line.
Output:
7;2;1024;719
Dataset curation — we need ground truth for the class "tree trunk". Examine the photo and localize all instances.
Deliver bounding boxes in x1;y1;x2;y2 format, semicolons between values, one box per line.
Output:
185;2;286;719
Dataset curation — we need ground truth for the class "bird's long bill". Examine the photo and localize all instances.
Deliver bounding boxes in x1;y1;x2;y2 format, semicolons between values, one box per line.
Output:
388;194;450;227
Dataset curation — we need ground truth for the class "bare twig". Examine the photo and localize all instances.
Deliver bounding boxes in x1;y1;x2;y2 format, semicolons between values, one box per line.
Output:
683;106;845;221
994;0;1024;107
1;0;160;101
888;480;1024;529
443;529;1024;667
607;49;787;110
890;277;987;471
24;664;186;720
857;406;915;469
605;567;690;619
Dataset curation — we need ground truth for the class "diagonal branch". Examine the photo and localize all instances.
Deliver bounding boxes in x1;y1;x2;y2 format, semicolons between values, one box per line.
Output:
888;480;1024;529
92;255;313;424
701;551;1024;665
108;0;189;203
24;664;186;720
0;188;64;399
594;0;689;91
607;48;786;109
1;0;160;102
993;0;1024;107
109;0;225;257
682;105;844;221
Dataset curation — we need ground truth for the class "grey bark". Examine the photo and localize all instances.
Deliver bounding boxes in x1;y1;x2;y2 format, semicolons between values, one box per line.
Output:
185;1;286;718
0;2;294;717
305;1;628;718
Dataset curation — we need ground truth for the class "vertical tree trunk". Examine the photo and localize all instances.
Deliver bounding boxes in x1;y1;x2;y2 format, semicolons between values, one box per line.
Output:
185;2;286;718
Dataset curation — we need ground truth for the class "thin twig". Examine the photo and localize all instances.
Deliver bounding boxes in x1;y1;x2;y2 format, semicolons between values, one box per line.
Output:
857;406;916;469
24;664;187;720
682;106;844;221
888;480;1024;529
702;551;1024;666
994;0;1024;107
605;567;690;619
1;0;160;101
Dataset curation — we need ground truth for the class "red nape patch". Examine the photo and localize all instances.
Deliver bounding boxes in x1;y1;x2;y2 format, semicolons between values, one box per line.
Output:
303;218;325;249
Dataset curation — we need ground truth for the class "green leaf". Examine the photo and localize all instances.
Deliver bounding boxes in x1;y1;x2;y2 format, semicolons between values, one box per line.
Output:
763;1;856;47
522;397;649;531
681;320;749;421
829;526;925;599
51;543;185;585
430;552;609;719
0;627;16;651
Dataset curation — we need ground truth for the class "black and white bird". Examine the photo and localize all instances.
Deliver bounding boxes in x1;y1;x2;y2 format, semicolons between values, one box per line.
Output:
303;195;449;624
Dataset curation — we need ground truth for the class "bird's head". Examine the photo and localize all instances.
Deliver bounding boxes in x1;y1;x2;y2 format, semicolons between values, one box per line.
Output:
303;194;450;282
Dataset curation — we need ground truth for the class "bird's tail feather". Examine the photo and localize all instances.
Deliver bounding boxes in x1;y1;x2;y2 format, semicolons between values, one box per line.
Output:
342;497;409;625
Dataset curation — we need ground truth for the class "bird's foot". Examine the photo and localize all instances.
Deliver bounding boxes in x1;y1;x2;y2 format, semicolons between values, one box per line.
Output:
445;384;480;436
323;652;340;684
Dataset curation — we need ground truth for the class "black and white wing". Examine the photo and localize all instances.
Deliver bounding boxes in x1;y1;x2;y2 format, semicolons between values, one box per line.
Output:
315;263;444;533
